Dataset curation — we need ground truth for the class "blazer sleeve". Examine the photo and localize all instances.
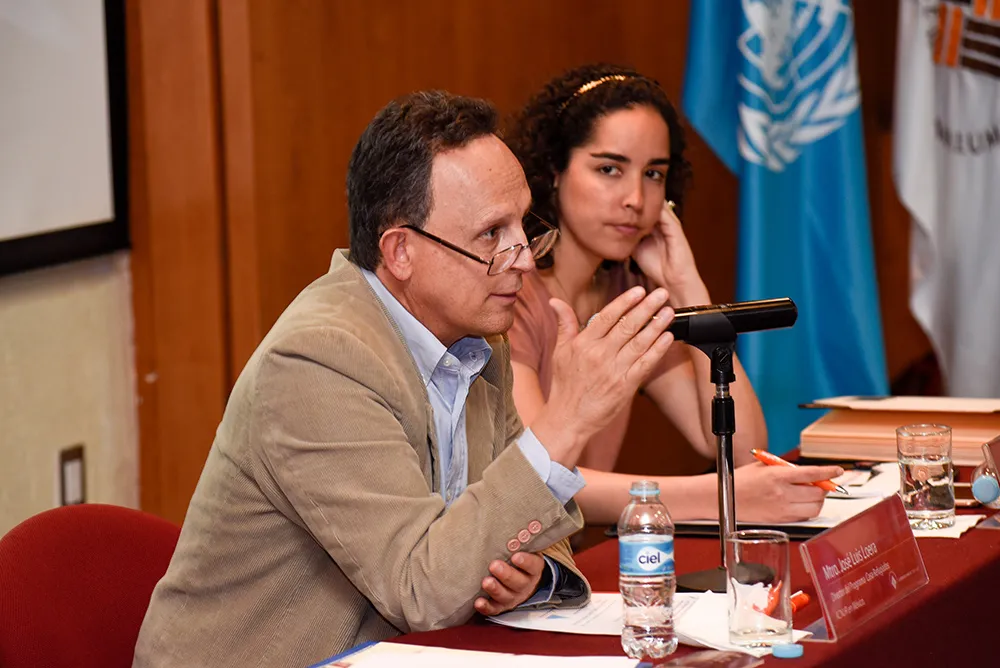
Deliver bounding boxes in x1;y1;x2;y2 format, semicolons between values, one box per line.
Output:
499;335;591;609
251;330;585;635
536;538;591;609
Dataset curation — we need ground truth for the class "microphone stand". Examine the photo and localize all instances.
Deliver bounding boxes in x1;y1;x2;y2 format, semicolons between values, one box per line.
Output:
675;314;738;594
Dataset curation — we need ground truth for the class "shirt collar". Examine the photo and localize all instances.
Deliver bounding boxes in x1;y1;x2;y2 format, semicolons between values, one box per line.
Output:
361;268;491;384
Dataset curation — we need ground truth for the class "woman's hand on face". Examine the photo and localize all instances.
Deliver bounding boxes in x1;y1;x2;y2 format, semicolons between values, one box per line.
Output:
631;200;704;303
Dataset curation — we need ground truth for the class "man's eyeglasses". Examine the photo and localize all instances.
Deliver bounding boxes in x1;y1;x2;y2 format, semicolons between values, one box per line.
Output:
401;212;559;276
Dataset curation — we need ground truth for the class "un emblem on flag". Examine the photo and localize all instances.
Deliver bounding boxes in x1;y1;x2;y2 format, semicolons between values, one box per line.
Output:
737;0;860;171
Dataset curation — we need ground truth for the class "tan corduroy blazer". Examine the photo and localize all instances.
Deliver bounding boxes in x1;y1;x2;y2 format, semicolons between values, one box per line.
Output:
133;250;589;668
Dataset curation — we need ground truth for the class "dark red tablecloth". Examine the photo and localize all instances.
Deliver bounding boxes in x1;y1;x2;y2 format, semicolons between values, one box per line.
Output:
394;516;1000;666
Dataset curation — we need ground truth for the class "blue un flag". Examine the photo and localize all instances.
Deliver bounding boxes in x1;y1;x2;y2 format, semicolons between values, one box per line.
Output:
682;1;888;454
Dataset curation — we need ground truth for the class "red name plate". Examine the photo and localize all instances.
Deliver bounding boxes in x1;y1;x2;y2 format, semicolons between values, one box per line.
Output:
799;495;928;642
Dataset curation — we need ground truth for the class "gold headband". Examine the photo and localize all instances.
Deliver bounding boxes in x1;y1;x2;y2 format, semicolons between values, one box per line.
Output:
558;74;634;114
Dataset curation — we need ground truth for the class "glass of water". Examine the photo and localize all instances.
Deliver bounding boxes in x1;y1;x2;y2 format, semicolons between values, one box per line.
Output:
896;423;955;530
726;530;792;648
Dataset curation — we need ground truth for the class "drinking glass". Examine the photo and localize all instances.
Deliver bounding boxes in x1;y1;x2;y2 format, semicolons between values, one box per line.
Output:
896;423;955;529
726;530;792;647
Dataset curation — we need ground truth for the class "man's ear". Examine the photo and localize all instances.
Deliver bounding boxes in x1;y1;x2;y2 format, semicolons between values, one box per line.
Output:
378;227;413;281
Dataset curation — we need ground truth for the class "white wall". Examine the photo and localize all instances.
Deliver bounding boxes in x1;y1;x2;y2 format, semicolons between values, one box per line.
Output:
0;252;138;533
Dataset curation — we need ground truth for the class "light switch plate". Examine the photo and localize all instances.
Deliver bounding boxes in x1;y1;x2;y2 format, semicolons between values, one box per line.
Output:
59;444;85;505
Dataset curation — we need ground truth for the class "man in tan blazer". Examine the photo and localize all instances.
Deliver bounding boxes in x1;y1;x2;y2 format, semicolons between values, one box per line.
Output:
133;91;675;667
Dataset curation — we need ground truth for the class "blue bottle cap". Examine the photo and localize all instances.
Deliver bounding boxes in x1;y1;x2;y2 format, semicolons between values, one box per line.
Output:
772;643;804;659
973;475;1000;504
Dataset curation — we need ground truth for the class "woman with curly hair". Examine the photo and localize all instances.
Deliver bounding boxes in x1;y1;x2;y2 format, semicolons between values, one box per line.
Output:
506;64;841;525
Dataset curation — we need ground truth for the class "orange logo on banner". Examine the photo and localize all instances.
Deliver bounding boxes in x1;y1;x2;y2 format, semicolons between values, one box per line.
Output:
934;0;1000;78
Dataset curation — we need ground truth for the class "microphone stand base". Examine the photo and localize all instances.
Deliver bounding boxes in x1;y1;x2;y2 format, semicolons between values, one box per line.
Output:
676;567;726;593
676;561;774;594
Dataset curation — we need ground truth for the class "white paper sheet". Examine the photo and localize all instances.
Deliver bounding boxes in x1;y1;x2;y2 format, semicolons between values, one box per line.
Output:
830;469;873;487
676;592;811;658
310;643;640;668
911;514;984;538
825;462;899;499
486;591;631;635
489;593;810;659
682;496;883;530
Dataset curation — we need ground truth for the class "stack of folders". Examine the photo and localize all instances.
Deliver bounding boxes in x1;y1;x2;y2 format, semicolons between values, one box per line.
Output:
798;396;1000;466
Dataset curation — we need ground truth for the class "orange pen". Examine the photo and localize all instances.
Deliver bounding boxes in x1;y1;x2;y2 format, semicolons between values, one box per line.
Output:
755;579;782;616
754;582;811;616
750;448;849;495
753;580;812;615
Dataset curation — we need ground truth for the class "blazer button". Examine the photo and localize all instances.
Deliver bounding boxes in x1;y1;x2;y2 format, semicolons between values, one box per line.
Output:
527;520;542;535
506;538;521;552
517;529;531;543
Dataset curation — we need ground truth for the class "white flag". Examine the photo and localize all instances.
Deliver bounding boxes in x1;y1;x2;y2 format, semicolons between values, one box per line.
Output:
894;0;1000;397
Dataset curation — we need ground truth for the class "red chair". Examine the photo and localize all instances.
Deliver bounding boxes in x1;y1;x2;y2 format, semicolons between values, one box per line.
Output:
0;503;180;668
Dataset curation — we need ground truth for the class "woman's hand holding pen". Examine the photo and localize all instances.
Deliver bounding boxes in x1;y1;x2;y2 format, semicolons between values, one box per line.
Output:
732;462;845;524
751;448;849;494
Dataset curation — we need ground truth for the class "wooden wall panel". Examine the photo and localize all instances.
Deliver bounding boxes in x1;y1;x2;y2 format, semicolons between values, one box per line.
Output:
128;0;230;524
219;0;734;363
217;0;263;379
134;0;932;520
216;0;727;476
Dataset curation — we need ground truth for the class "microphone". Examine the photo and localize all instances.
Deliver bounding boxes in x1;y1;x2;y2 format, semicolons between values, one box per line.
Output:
668;297;797;344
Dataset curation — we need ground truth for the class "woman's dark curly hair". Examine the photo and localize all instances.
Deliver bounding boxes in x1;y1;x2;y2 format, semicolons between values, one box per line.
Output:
506;64;692;269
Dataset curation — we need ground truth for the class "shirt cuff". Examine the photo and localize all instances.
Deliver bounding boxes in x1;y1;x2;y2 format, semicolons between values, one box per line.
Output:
516;428;586;505
518;557;588;609
519;555;560;607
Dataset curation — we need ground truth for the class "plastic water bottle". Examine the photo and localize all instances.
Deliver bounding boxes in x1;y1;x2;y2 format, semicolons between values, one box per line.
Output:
971;462;1000;509
618;480;677;659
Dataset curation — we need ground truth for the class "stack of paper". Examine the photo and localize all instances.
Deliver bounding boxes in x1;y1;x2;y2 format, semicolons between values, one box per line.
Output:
799;396;1000;466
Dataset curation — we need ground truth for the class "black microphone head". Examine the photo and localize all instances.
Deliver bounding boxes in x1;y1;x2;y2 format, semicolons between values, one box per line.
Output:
668;297;797;343
725;298;797;331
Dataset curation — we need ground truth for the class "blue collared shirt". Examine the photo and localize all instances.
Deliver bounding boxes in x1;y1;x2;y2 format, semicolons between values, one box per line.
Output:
361;269;585;605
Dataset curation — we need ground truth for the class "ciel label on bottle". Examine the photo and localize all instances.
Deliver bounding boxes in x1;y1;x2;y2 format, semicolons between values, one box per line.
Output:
619;537;674;576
